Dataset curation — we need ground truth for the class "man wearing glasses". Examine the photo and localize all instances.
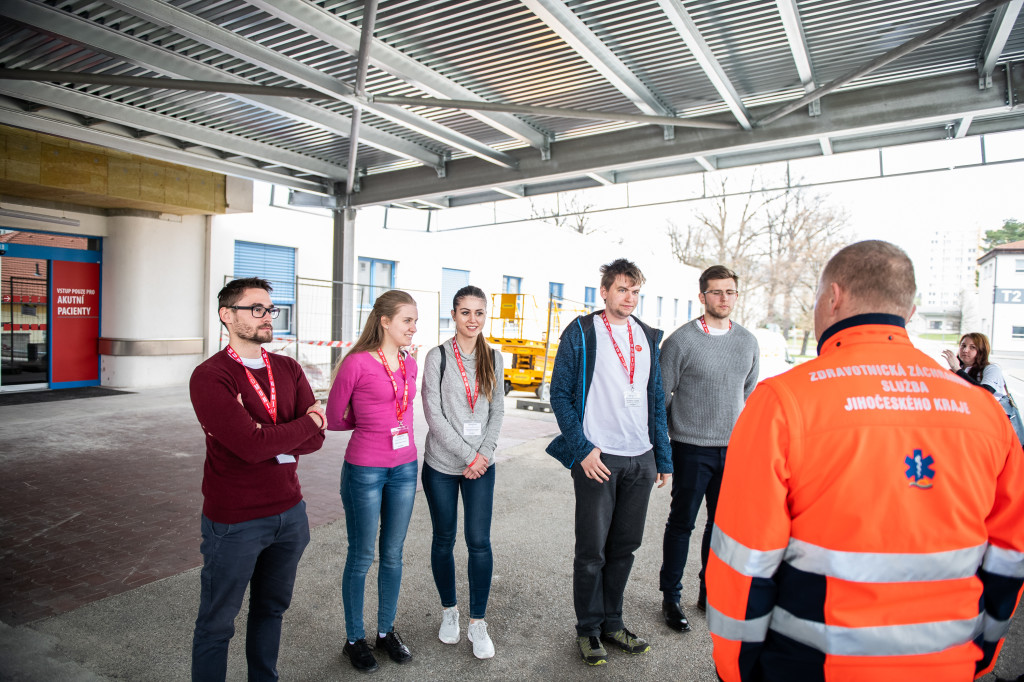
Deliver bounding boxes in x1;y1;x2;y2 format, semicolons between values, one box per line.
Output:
189;277;326;681
658;265;759;632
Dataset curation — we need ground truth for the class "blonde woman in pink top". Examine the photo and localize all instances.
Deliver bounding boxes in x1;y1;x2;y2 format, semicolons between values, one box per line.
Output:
326;289;418;673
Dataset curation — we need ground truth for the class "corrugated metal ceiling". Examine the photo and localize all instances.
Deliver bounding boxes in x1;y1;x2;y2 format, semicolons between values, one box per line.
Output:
0;0;1021;206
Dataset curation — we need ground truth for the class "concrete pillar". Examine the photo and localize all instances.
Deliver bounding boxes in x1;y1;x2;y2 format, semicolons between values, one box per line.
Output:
99;210;207;387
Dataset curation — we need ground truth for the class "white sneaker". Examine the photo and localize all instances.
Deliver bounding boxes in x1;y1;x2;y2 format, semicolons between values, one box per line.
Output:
467;620;495;659
439;606;460;644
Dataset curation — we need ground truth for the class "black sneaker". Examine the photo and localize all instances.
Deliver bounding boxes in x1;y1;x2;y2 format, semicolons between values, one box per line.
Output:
576;635;608;665
343;638;379;673
601;628;651;654
375;630;412;664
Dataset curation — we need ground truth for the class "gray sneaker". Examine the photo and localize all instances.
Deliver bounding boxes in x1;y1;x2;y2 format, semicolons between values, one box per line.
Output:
576;635;608;665
601;628;650;654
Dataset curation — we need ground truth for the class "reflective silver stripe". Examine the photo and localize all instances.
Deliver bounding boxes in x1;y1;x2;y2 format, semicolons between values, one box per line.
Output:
770;607;984;657
711;526;785;579
706;604;771;642
982;545;1024;578
983;614;1012;643
785;538;986;583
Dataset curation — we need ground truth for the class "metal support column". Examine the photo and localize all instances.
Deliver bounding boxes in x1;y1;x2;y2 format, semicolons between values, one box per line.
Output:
331;205;358;367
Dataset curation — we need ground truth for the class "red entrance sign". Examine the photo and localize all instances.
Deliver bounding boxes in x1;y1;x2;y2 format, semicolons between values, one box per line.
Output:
51;261;100;384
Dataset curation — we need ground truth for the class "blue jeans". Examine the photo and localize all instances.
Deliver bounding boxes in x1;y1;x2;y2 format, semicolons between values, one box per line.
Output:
192;500;310;682
659;441;727;603
421;462;495;619
340;459;418;641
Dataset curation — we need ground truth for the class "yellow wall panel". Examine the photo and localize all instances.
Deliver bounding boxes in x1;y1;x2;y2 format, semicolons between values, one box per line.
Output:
139;163;166;204
40;144;108;194
108;157;142;200
187;170;216;212
164;165;189;207
4;133;41;185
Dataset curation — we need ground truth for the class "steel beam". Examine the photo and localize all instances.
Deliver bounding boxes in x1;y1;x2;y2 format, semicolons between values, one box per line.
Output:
104;0;514;169
521;0;674;117
657;0;753;130
979;0;1023;85
346;0;381;194
0;102;327;192
369;95;736;130
758;0;1014;126
245;0;549;150
0;80;347;179
6;0;443;170
694;155;716;172
347;71;1022;207
776;0;815;91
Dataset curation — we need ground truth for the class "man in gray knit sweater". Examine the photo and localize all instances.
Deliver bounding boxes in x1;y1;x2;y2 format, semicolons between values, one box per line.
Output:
658;265;759;632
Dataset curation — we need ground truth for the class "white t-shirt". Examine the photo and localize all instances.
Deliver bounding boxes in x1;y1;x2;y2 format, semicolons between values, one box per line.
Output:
582;318;653;456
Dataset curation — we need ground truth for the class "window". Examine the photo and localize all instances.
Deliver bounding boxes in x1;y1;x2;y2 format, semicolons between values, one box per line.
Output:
584;286;596;312
1013;326;1024;339
639;294;645;317
234;241;296;334
440;268;470;332
1017;259;1024;273
549;281;564;310
357;257;396;330
656;296;663;327
687;300;693;320
929;320;942;330
502;275;522;294
673;298;679;327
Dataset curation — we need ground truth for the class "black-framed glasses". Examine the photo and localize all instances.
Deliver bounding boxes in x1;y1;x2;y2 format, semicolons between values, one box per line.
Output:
703;289;740;298
228;304;281;319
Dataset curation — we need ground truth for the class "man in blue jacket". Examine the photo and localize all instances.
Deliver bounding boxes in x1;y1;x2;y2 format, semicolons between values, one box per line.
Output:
546;258;672;666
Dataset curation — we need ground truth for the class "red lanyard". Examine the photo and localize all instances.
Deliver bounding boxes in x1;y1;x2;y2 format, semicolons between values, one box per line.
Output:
226;346;277;423
376;347;409;425
601;312;635;386
699;315;731;334
451;338;480;412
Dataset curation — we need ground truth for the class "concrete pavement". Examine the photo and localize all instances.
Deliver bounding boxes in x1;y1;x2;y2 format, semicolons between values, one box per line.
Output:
1;382;1022;680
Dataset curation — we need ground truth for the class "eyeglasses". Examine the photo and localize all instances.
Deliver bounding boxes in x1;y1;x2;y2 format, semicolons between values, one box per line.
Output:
703;289;740;298
227;304;281;319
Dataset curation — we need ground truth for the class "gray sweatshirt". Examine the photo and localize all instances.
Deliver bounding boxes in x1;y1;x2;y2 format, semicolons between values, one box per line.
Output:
422;339;506;475
659;319;760;447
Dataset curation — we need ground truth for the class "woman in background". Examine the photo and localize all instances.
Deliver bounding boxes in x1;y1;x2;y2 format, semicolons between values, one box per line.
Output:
421;285;505;659
327;290;419;674
942;332;1008;402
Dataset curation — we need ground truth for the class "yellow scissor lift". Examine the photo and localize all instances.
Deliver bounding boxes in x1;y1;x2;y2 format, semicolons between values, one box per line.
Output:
487;293;586;401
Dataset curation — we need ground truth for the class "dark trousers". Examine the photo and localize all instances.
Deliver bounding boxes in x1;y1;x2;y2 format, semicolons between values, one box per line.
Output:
192;500;310;682
572;450;656;637
421;462;495;619
659;441;727;603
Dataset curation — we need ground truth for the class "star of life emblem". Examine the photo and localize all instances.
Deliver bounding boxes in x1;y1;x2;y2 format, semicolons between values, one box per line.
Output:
904;449;935;489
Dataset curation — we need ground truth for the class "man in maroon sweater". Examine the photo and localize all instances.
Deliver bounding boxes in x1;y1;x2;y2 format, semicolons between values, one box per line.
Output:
189;277;326;682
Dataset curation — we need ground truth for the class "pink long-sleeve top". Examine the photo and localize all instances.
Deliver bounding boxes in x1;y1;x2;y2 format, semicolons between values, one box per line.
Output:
326;349;418;467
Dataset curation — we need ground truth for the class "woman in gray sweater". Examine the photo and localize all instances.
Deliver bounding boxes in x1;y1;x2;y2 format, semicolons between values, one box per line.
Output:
421;285;505;660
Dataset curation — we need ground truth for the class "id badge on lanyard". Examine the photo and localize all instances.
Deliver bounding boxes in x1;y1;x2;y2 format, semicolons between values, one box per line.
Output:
452;339;484;438
226;346;293;463
377;347;411;450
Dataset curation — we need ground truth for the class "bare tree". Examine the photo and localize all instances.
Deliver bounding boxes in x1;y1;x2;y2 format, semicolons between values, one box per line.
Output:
761;188;849;350
666;176;777;323
530;191;596;234
666;178;849;338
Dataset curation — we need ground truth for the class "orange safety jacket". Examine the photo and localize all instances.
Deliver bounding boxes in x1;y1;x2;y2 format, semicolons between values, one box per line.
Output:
707;315;1024;682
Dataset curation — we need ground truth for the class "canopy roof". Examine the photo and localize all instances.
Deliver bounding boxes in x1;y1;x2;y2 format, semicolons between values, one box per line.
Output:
1;0;1022;210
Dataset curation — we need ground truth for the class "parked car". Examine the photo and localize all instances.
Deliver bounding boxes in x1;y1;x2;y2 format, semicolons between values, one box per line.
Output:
752;328;795;382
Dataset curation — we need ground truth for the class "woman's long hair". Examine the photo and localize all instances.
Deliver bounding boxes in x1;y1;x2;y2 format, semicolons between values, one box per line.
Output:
332;289;417;381
453;285;497;401
959;332;991;383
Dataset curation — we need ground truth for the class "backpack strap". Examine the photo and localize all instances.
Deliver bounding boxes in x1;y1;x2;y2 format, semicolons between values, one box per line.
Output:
437;342;447;385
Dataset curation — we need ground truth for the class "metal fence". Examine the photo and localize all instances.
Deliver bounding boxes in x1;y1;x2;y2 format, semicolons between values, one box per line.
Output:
219;276;442;393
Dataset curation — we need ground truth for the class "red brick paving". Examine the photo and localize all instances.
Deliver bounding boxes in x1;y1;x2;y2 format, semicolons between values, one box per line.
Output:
0;393;556;626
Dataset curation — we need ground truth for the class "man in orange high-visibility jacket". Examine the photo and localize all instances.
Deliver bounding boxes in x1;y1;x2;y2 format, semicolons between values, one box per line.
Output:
707;240;1024;682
